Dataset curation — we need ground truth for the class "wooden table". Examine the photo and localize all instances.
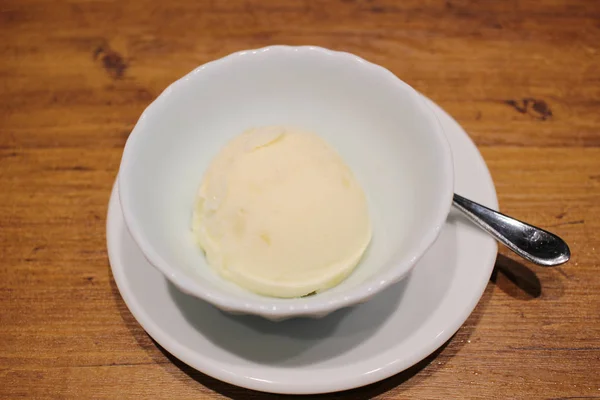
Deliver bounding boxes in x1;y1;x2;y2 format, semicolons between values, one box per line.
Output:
2;0;599;398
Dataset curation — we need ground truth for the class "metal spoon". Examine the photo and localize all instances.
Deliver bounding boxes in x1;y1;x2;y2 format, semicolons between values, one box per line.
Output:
453;194;570;266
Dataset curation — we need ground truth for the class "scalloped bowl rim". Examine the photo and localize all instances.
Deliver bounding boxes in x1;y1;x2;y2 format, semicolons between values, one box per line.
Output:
118;45;454;319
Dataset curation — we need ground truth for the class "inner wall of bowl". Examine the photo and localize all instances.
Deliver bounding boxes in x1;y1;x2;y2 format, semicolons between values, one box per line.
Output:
123;48;447;301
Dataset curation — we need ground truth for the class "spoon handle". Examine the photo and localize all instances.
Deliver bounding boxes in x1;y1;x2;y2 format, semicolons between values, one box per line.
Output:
452;194;570;266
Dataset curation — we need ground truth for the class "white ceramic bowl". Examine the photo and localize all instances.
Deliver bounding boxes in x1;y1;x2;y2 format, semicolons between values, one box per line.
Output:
118;46;454;320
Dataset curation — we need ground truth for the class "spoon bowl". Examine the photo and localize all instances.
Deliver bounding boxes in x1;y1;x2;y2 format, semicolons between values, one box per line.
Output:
453;193;570;266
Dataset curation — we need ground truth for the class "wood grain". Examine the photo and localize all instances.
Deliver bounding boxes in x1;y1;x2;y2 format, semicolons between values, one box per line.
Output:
1;0;599;398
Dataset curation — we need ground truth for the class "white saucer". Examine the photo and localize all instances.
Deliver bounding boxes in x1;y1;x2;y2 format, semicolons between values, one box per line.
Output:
107;96;498;395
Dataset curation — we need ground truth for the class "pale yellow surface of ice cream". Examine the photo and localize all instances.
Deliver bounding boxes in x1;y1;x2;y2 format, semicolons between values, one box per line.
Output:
192;126;371;298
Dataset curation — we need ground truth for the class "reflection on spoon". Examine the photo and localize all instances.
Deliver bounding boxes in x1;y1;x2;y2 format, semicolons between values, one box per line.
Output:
452;194;570;266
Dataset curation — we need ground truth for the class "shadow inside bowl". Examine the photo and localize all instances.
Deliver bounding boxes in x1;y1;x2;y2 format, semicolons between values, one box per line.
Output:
167;274;411;366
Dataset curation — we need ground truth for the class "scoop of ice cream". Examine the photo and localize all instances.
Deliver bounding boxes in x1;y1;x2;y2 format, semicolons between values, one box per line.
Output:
192;126;371;298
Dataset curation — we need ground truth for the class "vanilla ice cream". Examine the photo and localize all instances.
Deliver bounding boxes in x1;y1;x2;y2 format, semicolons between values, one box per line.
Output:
192;126;371;298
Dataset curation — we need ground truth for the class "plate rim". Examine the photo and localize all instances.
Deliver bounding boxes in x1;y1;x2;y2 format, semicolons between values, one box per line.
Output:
107;95;498;394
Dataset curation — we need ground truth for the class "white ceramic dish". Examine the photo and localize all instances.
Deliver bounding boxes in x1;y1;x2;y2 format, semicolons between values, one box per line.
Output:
117;46;454;319
108;96;498;394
